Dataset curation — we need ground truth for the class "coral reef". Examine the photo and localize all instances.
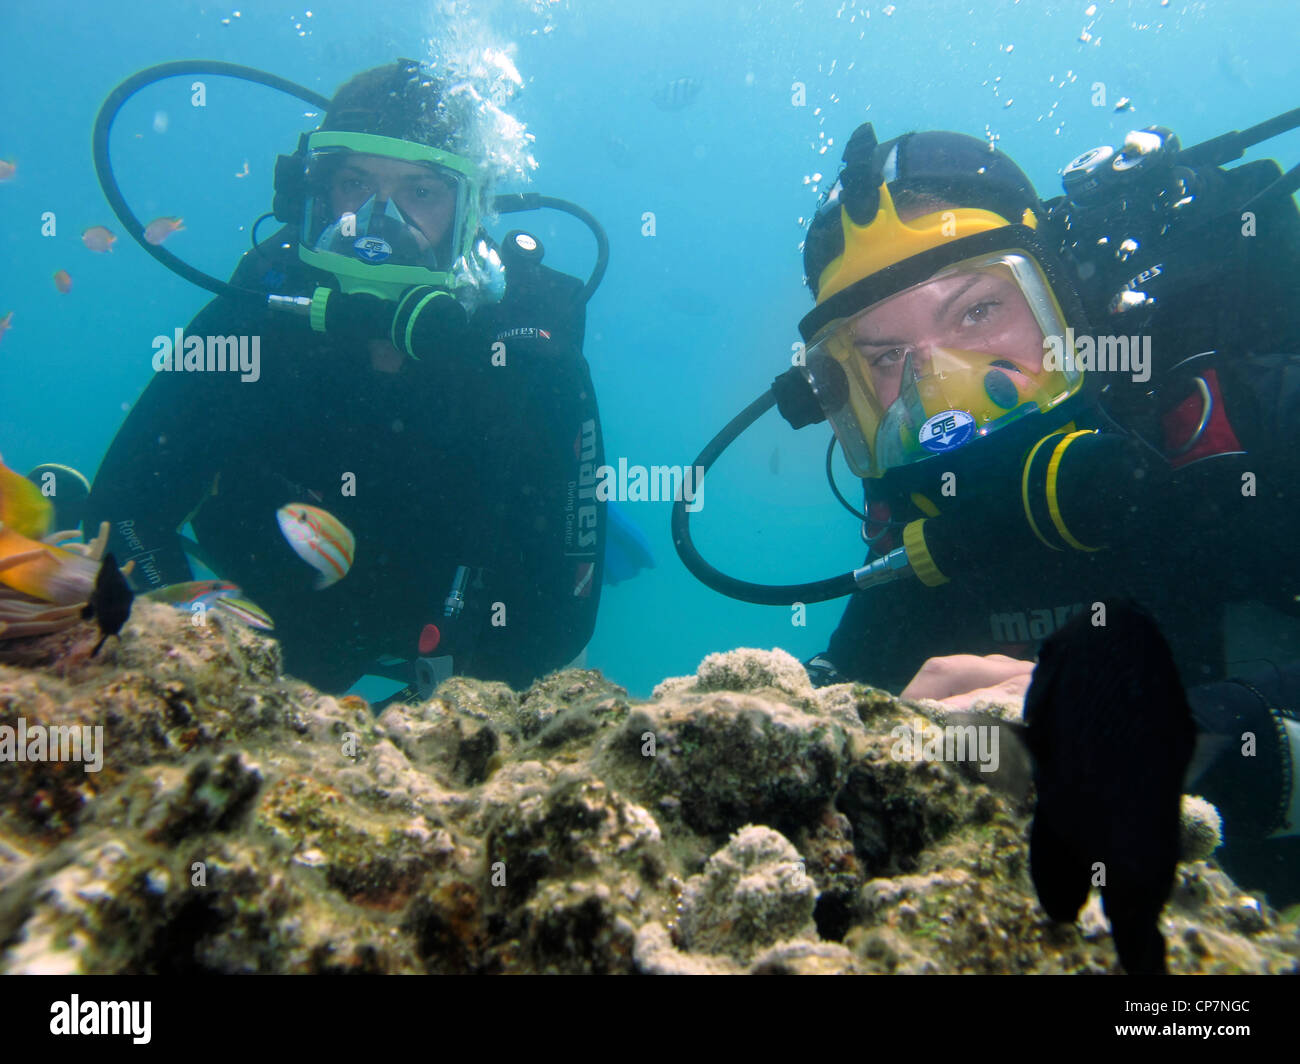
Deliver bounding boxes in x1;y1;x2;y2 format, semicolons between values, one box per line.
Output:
0;616;1296;975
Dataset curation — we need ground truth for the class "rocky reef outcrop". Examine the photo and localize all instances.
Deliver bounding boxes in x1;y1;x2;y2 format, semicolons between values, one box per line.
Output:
0;608;1296;974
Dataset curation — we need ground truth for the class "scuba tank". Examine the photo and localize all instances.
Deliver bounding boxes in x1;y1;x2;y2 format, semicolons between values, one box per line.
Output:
409;229;607;700
1046;113;1300;382
1044;112;1300;468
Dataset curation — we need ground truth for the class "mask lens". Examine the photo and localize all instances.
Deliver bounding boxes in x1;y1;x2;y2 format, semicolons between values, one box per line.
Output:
802;252;1081;477
303;146;467;270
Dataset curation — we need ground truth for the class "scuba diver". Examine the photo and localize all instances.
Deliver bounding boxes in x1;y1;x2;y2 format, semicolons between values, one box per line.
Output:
82;59;611;699
673;117;1300;904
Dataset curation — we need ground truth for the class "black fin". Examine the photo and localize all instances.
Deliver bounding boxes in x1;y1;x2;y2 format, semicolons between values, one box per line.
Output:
1104;888;1170;975
1022;600;1195;975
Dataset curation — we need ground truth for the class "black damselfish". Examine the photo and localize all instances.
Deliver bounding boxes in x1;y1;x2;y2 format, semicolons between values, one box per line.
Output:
1023;601;1195;975
80;553;134;656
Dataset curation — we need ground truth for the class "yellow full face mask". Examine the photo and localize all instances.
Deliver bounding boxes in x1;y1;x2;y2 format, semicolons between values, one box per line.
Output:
802;251;1084;478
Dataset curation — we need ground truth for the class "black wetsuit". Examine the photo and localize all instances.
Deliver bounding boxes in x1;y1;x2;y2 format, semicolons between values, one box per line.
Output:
822;355;1300;690
808;351;1300;903
86;230;605;693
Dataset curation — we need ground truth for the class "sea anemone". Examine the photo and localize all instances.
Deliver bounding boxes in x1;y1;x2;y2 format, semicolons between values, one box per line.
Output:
1179;794;1224;862
0;522;115;640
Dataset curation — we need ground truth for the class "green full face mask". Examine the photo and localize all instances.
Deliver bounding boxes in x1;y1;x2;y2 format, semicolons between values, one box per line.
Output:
299;130;503;305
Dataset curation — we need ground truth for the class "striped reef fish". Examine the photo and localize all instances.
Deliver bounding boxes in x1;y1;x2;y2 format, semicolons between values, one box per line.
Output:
144;580;275;630
652;76;703;111
210;596;275;630
276;503;355;589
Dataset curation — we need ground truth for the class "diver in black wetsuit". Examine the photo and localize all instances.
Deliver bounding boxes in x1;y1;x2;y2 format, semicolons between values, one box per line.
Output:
790;123;1300;904
670;116;1300;907
86;60;605;696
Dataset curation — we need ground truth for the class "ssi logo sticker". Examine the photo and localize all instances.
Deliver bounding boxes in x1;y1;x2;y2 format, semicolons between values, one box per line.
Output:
920;409;976;454
354;237;392;263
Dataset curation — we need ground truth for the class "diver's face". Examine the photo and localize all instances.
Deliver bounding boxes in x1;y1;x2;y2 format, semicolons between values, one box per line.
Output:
847;267;1045;408
329;154;457;250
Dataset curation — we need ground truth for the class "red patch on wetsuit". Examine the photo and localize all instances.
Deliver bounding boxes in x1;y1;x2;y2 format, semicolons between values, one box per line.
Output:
1162;369;1243;469
866;500;895;552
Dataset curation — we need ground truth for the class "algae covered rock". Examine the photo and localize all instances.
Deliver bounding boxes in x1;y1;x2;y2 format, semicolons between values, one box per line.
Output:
609;693;850;837
508;669;628;740
749;938;859;974
0;606;662;974
652;647;818;707
695;647;815;701
632;825;854;973
633;921;741;974
675;825;816;959
480;770;667;973
117;752;263;845
0;602;1296;975
378;697;503;785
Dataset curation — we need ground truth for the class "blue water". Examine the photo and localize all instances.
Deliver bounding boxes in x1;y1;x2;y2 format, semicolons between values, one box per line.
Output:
1;0;1297;697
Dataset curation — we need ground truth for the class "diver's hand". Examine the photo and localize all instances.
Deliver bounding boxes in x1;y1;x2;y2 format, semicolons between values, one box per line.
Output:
901;653;1035;710
315;289;393;347
311;286;468;361
391;286;469;361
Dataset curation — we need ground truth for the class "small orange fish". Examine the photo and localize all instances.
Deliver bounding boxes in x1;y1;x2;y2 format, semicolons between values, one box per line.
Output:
0;159;15;181
53;270;73;294
82;225;116;253
0;312;11;343
235;160;250;178
144;216;184;246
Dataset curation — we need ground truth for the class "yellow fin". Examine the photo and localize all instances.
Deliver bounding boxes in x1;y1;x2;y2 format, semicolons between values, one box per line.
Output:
0;458;52;539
